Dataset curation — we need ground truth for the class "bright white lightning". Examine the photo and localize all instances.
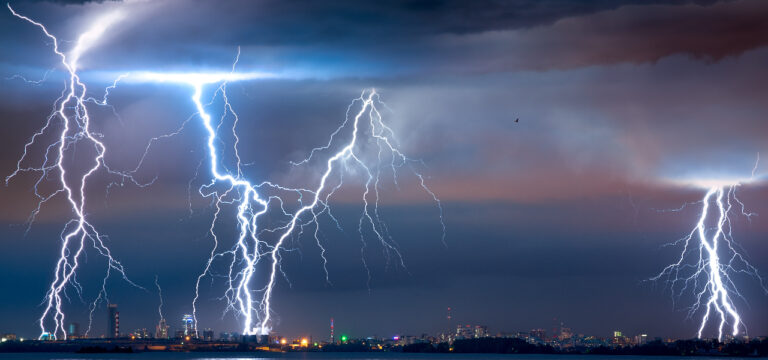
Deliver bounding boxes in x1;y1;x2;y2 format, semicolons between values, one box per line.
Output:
155;275;166;333
7;7;444;338
653;172;766;340
126;62;444;335
6;5;141;340
127;71;275;85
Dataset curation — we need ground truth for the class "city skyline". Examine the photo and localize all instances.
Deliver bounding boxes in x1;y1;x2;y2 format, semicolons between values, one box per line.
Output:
4;301;767;342
1;0;767;342
8;304;749;345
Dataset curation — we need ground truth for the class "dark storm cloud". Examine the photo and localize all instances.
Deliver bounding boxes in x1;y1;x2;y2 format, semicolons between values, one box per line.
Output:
6;0;763;76
96;0;723;46
421;0;768;72
86;0;768;75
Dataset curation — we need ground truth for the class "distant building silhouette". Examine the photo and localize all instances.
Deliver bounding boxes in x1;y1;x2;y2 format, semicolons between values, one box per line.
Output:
107;304;119;338
67;323;80;338
456;324;488;339
155;318;168;339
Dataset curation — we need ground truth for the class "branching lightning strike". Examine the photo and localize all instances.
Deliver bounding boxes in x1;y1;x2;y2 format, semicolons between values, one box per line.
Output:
7;6;444;338
171;73;444;335
6;5;147;340
652;159;767;341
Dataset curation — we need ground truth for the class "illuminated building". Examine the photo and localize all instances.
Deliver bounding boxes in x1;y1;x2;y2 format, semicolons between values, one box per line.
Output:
133;328;150;339
612;331;629;346
530;329;547;341
107;304;119;338
456;325;472;339
474;325;488;338
203;328;214;341
67;323;80;338
182;314;195;337
156;318;168;339
559;326;573;340
455;324;488;339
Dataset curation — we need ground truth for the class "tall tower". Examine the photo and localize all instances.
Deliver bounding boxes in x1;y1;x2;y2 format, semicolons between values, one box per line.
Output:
182;314;195;338
107;304;119;338
156;318;168;339
67;322;80;338
330;318;334;343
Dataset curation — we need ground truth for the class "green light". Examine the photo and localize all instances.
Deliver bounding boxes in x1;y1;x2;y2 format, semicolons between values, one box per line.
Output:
341;335;348;342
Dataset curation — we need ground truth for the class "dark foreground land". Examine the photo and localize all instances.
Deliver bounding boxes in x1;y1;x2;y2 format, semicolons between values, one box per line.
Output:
405;338;768;357
0;337;766;357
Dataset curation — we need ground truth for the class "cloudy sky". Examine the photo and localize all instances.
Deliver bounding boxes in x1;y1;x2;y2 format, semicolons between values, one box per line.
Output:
0;0;767;340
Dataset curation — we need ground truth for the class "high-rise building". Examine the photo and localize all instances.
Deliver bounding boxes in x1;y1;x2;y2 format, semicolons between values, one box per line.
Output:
182;314;195;337
133;328;150;339
530;329;547;341
156;318;168;339
473;325;488;338
330;318;334;343
456;325;471;339
202;328;214;341
67;323;80;338
455;324;489;339
107;304;119;338
612;331;628;346
559;326;573;340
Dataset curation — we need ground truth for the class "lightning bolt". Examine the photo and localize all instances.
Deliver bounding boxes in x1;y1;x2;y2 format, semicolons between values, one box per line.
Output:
154;275;167;338
5;5;144;340
129;65;444;335
7;6;444;338
652;157;766;340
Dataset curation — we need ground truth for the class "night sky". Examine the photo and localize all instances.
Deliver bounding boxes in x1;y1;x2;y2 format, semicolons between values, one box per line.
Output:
1;0;767;341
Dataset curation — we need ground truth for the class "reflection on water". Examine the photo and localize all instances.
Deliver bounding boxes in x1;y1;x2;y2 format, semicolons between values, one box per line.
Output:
0;354;752;360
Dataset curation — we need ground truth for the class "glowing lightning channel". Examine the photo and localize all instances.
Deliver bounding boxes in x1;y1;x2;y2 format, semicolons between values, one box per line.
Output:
653;159;766;341
131;63;444;335
154;275;166;335
6;5;141;340
8;6;444;337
